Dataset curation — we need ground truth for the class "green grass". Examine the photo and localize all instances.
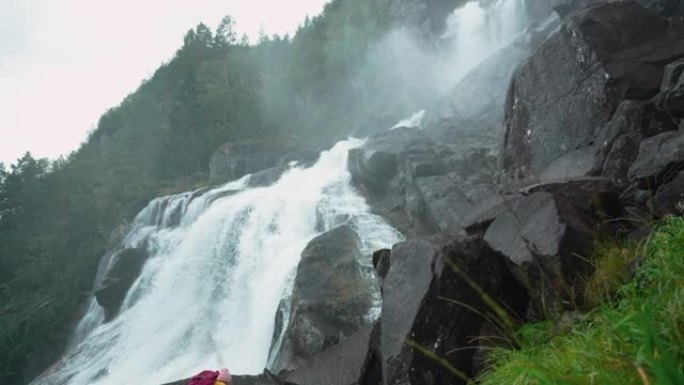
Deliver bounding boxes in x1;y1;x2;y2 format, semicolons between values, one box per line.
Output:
582;238;639;308
477;217;684;385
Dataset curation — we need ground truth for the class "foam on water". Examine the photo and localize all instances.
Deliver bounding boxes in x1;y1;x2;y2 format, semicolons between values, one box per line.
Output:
38;139;402;385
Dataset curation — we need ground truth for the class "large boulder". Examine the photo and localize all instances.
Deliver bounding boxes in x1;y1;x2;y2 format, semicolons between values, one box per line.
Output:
654;58;684;115
501;0;684;180
639;0;684;16
94;248;148;321
348;127;442;236
463;177;619;233
627;131;684;183
380;237;528;384
349;127;496;236
209;141;298;182
269;226;378;374
481;181;618;311
413;175;473;234
282;324;378;385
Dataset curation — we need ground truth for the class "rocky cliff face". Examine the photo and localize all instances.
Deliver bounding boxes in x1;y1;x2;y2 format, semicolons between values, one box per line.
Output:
501;0;684;180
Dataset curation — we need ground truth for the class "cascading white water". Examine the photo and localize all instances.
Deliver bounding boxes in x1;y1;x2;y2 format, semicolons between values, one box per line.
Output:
391;110;426;130
443;0;529;82
37;139;402;385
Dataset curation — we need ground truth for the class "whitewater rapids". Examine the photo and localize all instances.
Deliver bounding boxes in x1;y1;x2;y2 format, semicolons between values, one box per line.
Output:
38;138;402;385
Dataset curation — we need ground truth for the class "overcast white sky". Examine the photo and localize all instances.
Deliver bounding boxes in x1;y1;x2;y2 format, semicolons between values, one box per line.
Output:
0;0;329;165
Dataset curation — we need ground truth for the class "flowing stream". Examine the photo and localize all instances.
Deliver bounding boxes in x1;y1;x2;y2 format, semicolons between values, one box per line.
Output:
38;139;402;385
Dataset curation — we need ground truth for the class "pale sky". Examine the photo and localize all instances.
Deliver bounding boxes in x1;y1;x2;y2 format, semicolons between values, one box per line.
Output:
0;0;329;165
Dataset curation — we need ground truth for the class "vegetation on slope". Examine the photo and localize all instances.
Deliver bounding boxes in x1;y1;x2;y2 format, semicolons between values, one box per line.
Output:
477;217;684;385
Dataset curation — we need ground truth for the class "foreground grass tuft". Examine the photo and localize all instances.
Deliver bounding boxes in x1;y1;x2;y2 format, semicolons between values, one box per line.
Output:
477;217;684;385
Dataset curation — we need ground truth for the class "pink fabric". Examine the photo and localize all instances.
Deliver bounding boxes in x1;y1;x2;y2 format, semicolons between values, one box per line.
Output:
188;370;218;385
217;368;232;383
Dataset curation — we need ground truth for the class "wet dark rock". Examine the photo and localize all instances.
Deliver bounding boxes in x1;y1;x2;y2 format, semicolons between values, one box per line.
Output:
602;132;644;187
628;131;684;182
372;249;391;282
639;0;684;16
501;1;684;180
94;248;148;321
652;170;684;216
654;58;684;116
282;325;376;385
462;193;527;235
482;191;599;310
209;141;298;182
247;166;288;188
414;175;473;235
270;226;377;374
348;149;398;192
348;128;442;236
620;187;653;207
358;321;384;385
539;146;604;179
463;177;618;234
595;100;649;185
349;127;493;236
380;237;528;385
518;176;618;198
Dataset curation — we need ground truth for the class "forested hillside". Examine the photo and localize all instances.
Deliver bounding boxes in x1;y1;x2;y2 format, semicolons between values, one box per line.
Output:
0;0;441;382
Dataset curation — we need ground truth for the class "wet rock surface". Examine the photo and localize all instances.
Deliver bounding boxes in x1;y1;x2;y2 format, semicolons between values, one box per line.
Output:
281;325;375;385
501;0;684;180
628;131;684;182
270;226;377;374
348;127;499;237
482;191;596;310
94;248;148;321
209;141;302;182
380;237;528;385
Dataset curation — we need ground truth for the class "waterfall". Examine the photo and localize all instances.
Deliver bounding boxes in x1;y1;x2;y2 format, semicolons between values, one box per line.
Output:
391;110;426;130
443;0;529;82
37;139;402;385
